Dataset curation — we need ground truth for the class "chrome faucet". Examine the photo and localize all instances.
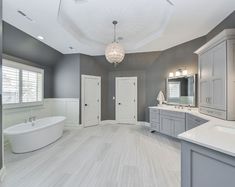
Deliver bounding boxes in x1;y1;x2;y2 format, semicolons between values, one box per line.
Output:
29;116;36;126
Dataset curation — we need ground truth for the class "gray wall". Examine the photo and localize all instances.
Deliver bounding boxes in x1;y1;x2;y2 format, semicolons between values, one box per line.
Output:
80;54;109;121
107;71;146;121
145;37;206;120
0;0;2;171
3;22;63;98
53;54;80;98
3;22;63;66
206;11;235;41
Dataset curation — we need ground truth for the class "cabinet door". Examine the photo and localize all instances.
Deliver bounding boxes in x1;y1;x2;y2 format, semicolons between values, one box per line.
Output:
199;51;212;107
173;118;185;137
200;80;211;107
160;116;173;136
199;51;213;80
211;41;226;110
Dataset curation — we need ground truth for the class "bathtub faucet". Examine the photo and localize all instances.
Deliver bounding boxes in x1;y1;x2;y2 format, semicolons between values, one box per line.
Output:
29;116;36;126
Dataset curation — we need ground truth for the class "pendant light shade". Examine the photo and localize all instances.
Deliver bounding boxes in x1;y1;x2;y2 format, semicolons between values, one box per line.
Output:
105;21;125;65
105;42;125;64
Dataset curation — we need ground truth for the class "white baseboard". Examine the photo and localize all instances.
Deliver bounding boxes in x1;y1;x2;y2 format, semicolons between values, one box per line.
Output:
100;120;118;125
64;124;83;130
137;121;150;127
0;166;6;182
101;120;150;126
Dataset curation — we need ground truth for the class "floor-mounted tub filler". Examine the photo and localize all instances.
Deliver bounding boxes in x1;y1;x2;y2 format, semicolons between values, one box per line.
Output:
4;116;66;153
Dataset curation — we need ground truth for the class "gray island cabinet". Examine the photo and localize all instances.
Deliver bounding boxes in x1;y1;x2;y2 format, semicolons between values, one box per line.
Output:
181;141;235;187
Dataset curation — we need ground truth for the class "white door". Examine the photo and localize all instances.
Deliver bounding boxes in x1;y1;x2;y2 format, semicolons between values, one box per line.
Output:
115;77;137;124
82;75;101;127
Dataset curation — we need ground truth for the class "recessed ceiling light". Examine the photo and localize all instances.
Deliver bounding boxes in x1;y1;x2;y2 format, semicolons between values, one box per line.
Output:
37;36;44;40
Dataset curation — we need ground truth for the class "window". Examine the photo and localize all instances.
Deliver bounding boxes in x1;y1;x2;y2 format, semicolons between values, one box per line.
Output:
2;59;44;108
168;82;180;98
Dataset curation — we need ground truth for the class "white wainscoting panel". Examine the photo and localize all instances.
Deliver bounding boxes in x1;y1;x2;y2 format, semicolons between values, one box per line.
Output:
51;98;80;127
3;98;80;129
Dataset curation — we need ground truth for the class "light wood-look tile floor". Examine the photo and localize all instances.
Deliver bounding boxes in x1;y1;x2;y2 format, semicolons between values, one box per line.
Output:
2;124;181;187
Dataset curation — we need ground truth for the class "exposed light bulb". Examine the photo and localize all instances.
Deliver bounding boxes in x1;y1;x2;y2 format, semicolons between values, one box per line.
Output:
175;70;181;77
182;69;188;76
169;72;174;78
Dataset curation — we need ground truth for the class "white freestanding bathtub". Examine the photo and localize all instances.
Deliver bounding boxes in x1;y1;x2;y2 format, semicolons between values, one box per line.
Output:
4;116;66;153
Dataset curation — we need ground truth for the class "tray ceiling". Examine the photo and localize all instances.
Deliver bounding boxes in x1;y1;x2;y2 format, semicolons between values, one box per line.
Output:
3;0;235;55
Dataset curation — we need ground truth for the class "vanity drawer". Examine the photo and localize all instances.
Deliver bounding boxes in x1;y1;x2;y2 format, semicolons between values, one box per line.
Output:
199;107;226;120
150;121;160;132
150;108;160;123
160;109;186;119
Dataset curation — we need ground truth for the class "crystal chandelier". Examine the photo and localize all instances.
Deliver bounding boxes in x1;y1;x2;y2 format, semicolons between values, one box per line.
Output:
105;21;125;65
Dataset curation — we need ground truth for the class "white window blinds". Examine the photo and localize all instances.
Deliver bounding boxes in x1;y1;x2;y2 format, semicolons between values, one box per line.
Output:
2;59;44;108
2;66;20;104
22;70;43;103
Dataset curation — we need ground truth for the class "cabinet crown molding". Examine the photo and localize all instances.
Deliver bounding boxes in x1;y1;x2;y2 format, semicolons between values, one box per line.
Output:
195;29;235;54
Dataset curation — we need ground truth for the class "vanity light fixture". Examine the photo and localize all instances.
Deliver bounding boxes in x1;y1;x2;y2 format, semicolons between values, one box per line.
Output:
169;67;188;78
175;69;182;77
169;72;174;78
182;69;188;76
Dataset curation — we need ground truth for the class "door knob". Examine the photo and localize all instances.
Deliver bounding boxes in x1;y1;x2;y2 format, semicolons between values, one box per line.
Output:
118;103;121;105
85;104;88;106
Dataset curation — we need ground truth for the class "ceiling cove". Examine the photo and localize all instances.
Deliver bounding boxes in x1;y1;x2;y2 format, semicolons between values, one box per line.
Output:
3;0;235;55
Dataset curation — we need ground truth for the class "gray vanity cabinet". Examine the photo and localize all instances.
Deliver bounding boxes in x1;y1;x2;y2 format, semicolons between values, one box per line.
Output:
160;115;174;136
173;118;186;137
186;113;208;130
149;108;160;132
160;115;185;138
150;108;186;138
181;141;235;187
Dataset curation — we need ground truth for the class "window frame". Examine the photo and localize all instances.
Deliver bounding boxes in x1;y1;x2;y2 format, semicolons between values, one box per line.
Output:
3;59;44;109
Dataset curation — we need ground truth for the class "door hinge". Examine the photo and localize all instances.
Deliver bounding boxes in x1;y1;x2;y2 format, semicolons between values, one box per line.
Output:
97;82;100;86
97;116;100;119
134;115;136;119
134;99;136;102
133;82;136;86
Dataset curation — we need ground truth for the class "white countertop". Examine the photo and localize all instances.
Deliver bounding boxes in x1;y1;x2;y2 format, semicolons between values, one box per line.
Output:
149;105;235;157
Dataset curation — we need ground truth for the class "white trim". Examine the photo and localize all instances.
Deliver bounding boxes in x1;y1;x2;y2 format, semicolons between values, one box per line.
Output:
195;29;235;54
137;121;150;127
2;58;44;109
100;120;118;125
64;124;84;130
3;59;44;73
81;75;101;127
115;77;138;124
0;166;6;182
47;98;79;101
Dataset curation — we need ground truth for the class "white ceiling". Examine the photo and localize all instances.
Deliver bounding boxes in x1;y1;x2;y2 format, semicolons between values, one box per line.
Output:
3;0;235;55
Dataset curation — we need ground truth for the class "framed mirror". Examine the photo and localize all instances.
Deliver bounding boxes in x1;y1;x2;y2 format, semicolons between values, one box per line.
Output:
166;74;197;106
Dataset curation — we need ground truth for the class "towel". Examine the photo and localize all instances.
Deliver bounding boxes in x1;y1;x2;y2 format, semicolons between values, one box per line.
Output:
157;91;165;105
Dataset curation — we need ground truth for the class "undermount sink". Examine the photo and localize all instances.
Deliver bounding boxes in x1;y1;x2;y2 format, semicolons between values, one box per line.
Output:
214;125;235;135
